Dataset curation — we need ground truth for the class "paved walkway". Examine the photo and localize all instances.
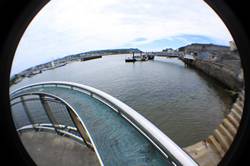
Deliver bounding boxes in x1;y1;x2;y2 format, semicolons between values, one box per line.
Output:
20;131;100;166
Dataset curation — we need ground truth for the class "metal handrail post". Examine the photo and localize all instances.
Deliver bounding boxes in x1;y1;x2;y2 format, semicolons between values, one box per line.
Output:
20;96;37;130
39;94;60;134
65;106;93;149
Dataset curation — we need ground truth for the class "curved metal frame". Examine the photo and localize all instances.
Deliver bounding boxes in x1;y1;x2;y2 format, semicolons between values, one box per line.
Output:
17;124;84;143
10;92;104;166
11;81;198;166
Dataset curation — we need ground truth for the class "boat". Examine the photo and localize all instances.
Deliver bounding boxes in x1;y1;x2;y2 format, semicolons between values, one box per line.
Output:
125;52;150;62
125;58;136;62
147;55;154;60
125;52;136;62
140;54;148;61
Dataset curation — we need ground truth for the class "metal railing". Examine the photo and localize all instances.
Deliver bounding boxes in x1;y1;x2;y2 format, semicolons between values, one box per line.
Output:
10;92;94;149
11;81;198;166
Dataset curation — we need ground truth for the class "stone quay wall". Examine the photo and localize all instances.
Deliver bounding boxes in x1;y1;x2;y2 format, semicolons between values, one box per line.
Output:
190;60;243;91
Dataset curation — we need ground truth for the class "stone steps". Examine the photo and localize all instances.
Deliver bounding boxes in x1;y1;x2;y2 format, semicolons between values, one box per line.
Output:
222;118;237;136
207;135;225;157
231;109;241;121
218;124;234;143
237;100;244;108
184;90;244;166
207;91;244;160
239;93;244;101
213;129;230;152
233;103;242;115
227;113;239;128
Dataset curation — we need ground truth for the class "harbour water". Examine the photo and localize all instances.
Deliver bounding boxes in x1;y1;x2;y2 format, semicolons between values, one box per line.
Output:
11;54;232;147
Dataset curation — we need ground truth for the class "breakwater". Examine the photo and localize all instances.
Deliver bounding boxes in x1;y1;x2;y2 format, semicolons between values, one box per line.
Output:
81;55;102;61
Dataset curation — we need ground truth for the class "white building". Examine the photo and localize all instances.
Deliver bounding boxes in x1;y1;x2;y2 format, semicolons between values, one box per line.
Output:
229;41;237;51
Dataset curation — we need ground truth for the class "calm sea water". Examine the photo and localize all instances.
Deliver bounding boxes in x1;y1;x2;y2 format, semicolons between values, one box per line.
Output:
11;54;232;147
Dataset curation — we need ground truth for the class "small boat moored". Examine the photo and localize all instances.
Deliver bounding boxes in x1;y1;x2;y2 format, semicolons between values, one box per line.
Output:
125;58;136;62
125;52;136;62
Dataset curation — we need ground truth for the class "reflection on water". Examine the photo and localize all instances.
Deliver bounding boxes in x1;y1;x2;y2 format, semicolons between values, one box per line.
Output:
11;54;232;147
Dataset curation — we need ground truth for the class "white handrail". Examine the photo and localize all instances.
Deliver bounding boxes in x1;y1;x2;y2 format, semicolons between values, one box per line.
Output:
11;81;198;166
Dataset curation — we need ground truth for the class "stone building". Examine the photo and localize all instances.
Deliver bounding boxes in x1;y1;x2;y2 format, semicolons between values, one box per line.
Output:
179;43;243;90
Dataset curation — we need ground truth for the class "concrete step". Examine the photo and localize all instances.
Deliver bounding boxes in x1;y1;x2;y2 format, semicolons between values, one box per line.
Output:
222;119;237;136
235;98;244;107
227;114;239;128
185;141;221;166
183;141;206;154
231;109;241;122
233;103;243;115
189;145;208;159
218;124;234;143
239;93;245;101
187;142;207;159
237;99;244;108
213;129;230;152
207;135;225;158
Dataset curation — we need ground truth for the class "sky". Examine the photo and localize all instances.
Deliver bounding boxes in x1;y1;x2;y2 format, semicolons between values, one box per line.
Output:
11;0;233;75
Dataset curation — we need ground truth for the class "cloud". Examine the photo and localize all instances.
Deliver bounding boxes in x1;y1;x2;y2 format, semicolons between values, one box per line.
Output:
11;0;233;75
133;38;147;42
123;34;227;51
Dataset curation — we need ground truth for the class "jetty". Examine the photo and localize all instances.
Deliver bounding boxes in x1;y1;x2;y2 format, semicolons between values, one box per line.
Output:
81;55;102;61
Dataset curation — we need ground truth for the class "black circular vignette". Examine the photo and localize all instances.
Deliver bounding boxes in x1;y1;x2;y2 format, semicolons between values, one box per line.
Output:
0;0;249;165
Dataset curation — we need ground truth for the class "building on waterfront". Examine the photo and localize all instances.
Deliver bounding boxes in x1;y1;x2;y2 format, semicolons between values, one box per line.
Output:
179;43;230;55
51;61;55;68
179;43;243;90
229;41;237;51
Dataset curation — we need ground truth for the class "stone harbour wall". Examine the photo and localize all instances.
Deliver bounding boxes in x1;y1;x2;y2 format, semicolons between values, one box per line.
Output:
189;59;243;91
